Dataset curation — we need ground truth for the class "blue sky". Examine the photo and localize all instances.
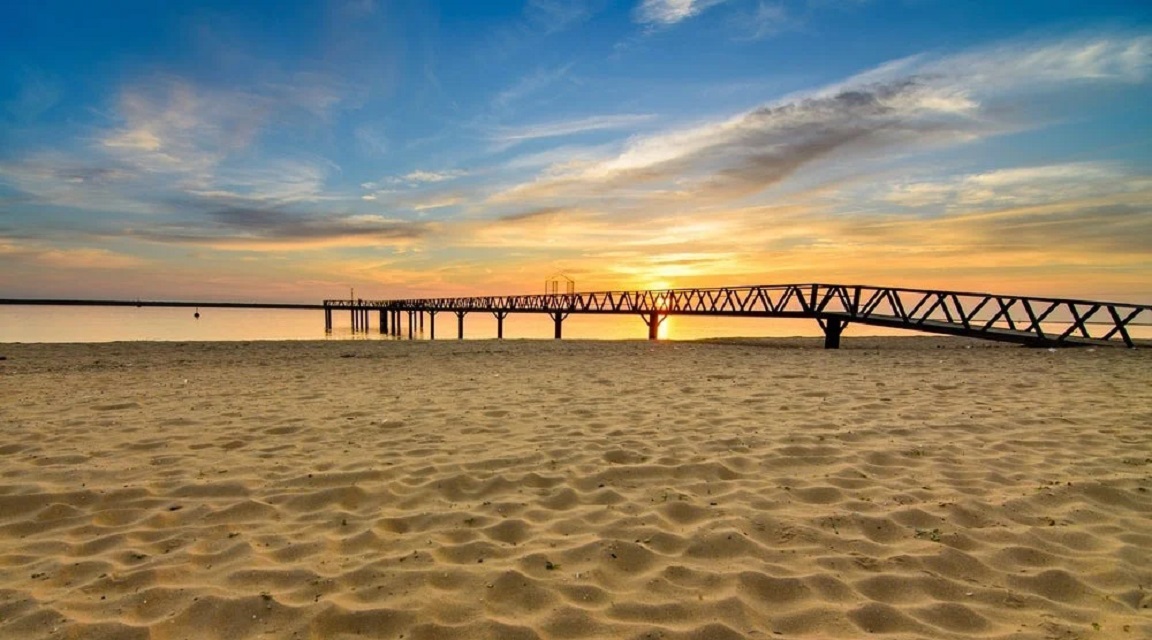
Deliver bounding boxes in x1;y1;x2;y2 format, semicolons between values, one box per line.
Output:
1;0;1151;302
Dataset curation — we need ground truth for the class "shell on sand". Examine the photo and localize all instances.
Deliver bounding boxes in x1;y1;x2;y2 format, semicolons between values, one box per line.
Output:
0;338;1149;639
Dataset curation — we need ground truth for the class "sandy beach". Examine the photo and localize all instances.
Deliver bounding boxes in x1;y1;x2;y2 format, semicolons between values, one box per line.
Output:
0;338;1149;639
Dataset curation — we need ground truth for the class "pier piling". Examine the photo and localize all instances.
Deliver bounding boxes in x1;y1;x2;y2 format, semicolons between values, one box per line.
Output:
822;317;846;349
493;311;509;339
549;312;568;339
644;312;666;340
455;311;467;340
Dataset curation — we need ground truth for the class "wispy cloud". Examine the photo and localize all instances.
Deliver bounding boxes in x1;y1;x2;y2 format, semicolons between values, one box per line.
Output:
99;80;262;183
492;64;576;109
880;163;1152;210
493;114;656;145
744;1;790;40
412;194;464;211
526;0;596;34
635;0;731;26
3;68;62;123
128;204;433;251
361;170;468;192
492;34;1152;205
0;240;147;270
0;153;155;215
492;77;988;203
402;170;465;184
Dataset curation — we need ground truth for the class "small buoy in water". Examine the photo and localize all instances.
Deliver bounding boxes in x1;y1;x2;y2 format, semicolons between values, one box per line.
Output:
194;309;200;319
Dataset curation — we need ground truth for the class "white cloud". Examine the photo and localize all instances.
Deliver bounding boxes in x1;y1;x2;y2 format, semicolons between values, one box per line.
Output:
493;114;656;145
403;170;464;184
635;0;730;26
882;163;1152;209
361;170;467;192
412;195;464;211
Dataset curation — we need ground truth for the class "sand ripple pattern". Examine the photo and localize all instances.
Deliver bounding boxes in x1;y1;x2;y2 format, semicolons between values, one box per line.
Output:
1;339;1150;639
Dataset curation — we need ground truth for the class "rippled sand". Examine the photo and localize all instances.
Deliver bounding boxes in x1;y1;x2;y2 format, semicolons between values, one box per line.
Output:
0;338;1149;639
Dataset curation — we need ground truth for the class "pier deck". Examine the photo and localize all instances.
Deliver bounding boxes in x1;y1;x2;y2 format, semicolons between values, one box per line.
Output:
324;283;1151;348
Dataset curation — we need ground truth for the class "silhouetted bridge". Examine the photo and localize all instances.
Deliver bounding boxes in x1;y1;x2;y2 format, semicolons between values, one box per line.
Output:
324;283;1150;348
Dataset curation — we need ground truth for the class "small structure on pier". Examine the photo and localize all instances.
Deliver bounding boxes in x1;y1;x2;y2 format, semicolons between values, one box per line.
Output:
545;273;575;296
322;283;1150;349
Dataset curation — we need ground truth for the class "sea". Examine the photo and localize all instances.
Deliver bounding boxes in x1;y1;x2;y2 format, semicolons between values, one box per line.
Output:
3;305;1147;344
0;305;922;343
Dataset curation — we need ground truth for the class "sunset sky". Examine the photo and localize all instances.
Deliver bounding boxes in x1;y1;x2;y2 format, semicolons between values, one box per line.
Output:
2;1;1150;303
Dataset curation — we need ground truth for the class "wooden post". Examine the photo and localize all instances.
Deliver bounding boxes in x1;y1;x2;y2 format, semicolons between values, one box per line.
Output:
324;306;332;333
428;311;437;340
456;311;466;339
408;311;415;339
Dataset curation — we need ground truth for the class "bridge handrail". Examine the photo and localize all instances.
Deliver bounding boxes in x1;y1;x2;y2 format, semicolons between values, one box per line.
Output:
324;283;1149;313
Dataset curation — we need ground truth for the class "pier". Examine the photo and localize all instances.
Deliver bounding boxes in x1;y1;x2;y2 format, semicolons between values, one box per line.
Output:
0;298;323;310
324;283;1151;348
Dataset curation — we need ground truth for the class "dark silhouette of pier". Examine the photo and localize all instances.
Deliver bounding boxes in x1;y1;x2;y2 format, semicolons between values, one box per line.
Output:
0;299;322;310
324;283;1150;348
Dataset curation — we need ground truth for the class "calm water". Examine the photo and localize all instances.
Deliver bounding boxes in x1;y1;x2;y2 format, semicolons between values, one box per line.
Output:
0;305;914;343
3;305;1146;343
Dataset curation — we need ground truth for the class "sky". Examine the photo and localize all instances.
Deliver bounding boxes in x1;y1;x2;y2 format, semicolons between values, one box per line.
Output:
1;0;1151;304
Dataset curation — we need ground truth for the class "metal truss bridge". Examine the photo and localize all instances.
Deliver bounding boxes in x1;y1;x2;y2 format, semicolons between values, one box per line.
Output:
323;283;1150;348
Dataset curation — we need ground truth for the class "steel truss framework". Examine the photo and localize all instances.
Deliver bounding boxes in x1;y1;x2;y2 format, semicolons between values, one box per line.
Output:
324;283;1150;347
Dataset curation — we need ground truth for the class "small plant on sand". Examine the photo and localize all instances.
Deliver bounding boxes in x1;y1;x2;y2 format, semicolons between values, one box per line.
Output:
914;528;942;542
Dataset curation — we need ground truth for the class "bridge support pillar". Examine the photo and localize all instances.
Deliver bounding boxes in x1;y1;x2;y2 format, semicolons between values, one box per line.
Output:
493;311;509;339
428;311;437;340
419;312;424;331
456;311;467;340
379;309;386;334
550;312;568;339
324;306;332;333
393;311;401;336
408;311;415;339
822;317;846;349
643;312;667;340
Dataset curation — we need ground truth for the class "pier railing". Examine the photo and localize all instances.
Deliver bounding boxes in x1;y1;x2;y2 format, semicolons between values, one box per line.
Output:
324;283;1151;348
